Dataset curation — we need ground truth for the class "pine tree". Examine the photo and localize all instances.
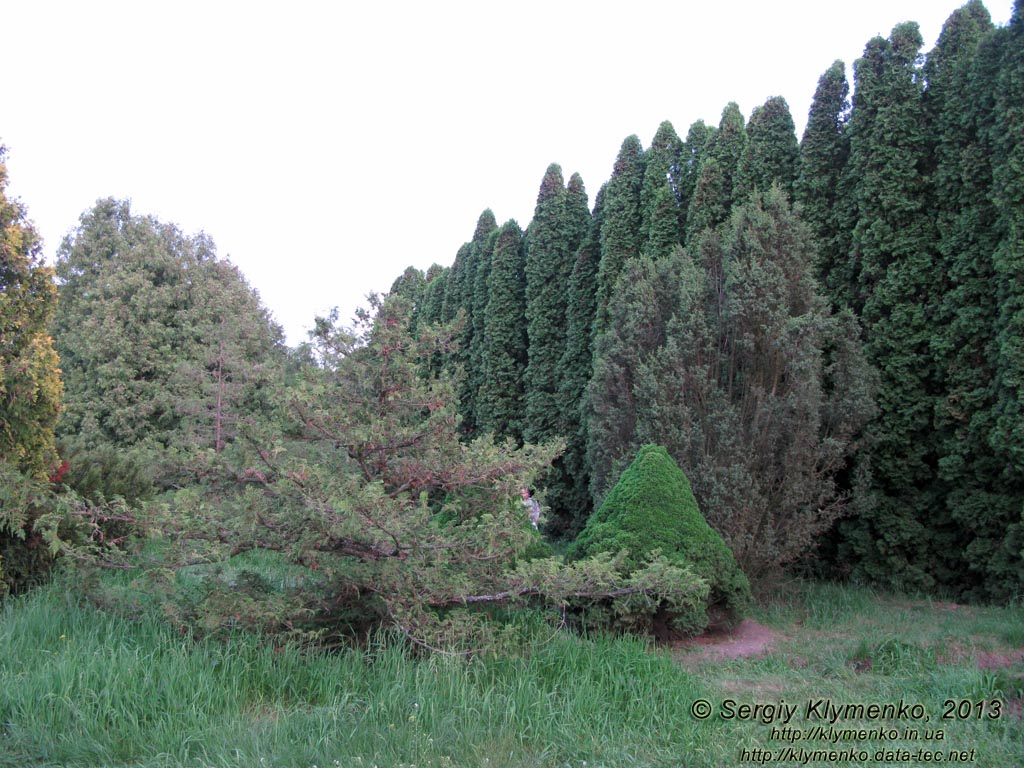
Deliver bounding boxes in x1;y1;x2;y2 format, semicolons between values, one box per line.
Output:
593;136;646;338
735;96;799;200
795;60;852;302
524;164;572;444
685;103;747;244
477;220;527;441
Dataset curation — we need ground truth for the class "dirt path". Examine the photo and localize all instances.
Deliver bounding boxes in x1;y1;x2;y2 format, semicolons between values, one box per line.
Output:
673;619;778;662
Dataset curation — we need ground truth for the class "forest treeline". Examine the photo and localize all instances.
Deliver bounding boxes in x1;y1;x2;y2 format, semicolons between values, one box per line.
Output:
1;0;1021;631
375;0;1023;599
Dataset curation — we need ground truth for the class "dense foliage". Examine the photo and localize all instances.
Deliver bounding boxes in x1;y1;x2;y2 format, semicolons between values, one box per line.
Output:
2;2;1022;650
0;145;63;594
52;199;285;495
568;444;751;636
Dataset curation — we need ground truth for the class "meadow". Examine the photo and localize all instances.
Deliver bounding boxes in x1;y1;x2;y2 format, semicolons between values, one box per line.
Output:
1;579;1021;768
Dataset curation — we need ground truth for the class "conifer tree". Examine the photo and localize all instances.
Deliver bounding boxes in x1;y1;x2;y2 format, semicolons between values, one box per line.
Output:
922;1;1010;597
563;172;591;258
524;165;572;444
685;103;747;244
735;96;799;200
0;147;64;595
0;147;61;482
450;210;497;435
593;136;646;338
638;188;874;578
836;23;945;591
795;60;851;302
53;199;284;487
417;264;448;328
985;0;1024;597
678;120;716;229
477;220;527;441
552;185;603;535
640;121;683;257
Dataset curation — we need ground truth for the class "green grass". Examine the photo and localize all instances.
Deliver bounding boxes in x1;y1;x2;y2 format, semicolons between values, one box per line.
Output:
1;578;1021;767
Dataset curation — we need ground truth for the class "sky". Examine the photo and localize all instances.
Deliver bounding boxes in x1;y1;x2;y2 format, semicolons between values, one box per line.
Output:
2;1;1013;346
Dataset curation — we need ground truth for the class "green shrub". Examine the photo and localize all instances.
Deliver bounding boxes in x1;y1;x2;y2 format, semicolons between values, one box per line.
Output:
567;444;751;634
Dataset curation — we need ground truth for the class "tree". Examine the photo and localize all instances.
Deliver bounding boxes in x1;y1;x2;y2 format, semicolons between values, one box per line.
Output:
594;136;646;338
551;185;604;536
0;148;61;481
0;145;63;594
588;187;873;580
984;0;1024;597
417;264;448;329
663;189;874;578
677;120;716;228
446;210;497;435
524;164;573;444
136;295;703;649
53;199;284;490
919;0;1005;598
568;444;751;636
836;23;946;592
795;60;852;304
685;103;747;244
563;172;591;258
476;220;527;441
640;121;683;259
736;96;799;200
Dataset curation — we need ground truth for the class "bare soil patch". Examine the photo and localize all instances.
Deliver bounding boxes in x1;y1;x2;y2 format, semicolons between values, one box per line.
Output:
673;618;778;663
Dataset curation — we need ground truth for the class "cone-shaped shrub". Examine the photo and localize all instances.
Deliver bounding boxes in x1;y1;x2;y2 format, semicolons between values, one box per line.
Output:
568;444;751;632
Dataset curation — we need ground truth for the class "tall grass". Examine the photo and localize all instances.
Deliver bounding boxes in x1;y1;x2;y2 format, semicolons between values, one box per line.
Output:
0;584;720;767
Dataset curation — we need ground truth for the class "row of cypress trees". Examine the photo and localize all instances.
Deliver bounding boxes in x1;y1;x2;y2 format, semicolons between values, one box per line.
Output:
386;0;1023;599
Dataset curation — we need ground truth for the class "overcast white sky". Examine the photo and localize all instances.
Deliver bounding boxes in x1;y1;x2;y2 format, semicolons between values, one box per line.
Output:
2;1;1013;345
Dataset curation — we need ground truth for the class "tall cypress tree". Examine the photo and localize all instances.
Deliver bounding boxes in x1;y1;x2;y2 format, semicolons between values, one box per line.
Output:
564;172;591;258
923;1;1011;598
417;264;449;329
452;210;497;435
594;136;646;338
678;120;716;231
795;60;852;303
640;120;683;257
685;102;747;244
477;220;527;441
837;23;945;592
552;185;603;535
985;0;1024;597
524;164;573;444
735;96;800;200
